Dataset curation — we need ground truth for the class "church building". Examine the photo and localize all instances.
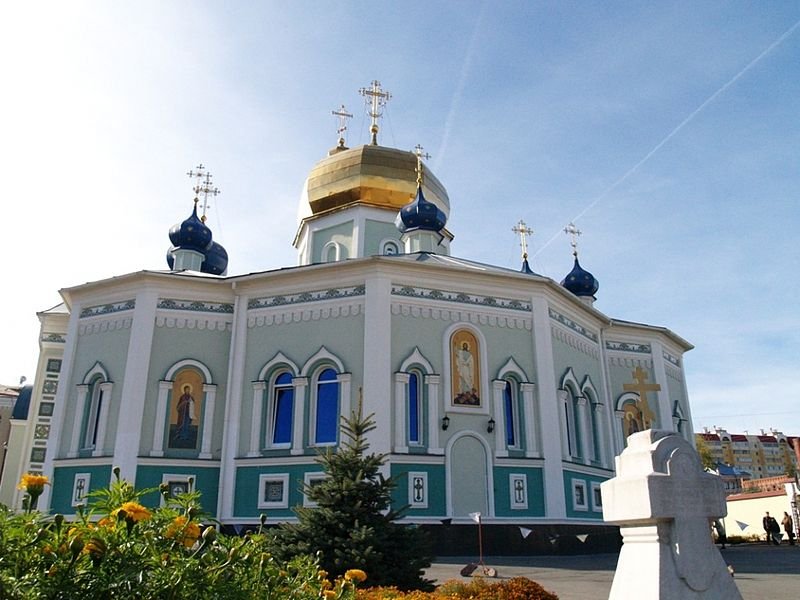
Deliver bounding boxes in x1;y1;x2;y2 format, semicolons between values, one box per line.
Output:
1;82;694;543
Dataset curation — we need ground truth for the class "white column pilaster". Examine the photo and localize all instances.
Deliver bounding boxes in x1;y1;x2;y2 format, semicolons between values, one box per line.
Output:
69;384;89;458
248;382;266;457
521;383;538;457
492;380;507;457
361;274;392;459
394;373;409;453
615;410;626;451
426;375;443;455
150;381;171;457
291;377;307;455
531;296;567;518
112;290;159;483
199;384;216;459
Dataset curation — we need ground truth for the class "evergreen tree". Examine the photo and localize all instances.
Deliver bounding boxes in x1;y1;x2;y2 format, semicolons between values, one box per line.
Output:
269;403;433;591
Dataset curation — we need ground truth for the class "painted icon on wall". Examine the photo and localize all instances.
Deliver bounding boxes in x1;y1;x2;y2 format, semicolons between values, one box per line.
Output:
168;368;203;449
451;329;480;406
623;402;644;440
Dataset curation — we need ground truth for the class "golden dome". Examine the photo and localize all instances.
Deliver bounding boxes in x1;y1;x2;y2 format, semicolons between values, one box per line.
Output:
301;144;450;219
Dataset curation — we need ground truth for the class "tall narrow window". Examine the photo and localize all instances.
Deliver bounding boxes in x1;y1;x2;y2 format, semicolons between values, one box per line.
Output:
408;372;420;444
503;381;516;447
315;369;339;444
271;372;294;445
84;380;104;449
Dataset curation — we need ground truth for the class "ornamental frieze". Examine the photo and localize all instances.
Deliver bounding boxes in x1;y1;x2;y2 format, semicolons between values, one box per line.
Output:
79;299;136;319
248;285;365;310
391;285;531;312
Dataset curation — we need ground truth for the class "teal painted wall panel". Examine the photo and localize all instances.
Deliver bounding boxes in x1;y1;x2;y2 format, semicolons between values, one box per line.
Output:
142;325;232;457
363;219;402;256
233;464;321;518
551;335;603;394
60;328;131;456
562;469;607;519
51;464;113;514
311;221;354;262
135;465;220;513
390;463;446;516
493;466;545;517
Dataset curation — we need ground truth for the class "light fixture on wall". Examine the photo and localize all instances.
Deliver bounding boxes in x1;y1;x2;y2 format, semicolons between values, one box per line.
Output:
487;418;495;433
441;415;450;431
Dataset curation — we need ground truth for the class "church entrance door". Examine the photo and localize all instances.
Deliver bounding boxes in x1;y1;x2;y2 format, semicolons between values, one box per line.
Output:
449;434;489;517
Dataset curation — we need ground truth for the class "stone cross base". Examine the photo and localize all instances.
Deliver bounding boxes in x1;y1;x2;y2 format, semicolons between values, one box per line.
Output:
602;430;742;599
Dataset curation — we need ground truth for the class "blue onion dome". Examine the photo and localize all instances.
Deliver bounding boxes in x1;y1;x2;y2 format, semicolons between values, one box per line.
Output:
561;257;599;297
395;184;448;234
168;203;213;252
520;257;535;274
201;241;228;275
166;246;176;270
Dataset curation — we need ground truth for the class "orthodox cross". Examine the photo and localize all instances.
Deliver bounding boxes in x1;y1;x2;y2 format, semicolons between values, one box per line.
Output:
414;144;431;185
331;104;353;148
187;164;221;223
564;222;582;257
512;220;534;259
74;477;85;503
358;80;391;145
412;476;425;503
623;366;660;427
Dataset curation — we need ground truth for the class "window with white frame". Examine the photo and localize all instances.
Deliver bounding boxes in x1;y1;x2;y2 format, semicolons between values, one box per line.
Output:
502;380;521;449
382;240;400;255
509;473;528;509
72;473;91;507
303;472;327;507
572;478;588;511
312;368;339;445
408;471;428;508
591;481;603;512
322;241;340;263
161;473;194;505
268;371;294;447
408;371;422;445
83;378;106;449
258;474;289;509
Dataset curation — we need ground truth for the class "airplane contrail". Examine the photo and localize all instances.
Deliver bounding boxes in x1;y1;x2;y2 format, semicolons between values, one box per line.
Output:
532;18;800;258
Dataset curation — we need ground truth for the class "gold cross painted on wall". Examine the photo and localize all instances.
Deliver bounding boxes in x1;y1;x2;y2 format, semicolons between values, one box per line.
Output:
623;366;660;428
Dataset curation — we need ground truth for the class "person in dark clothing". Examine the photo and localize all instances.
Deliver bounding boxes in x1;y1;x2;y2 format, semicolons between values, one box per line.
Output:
763;512;780;545
782;512;795;546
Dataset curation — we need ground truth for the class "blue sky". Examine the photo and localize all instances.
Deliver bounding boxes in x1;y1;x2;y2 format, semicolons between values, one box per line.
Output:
3;1;799;435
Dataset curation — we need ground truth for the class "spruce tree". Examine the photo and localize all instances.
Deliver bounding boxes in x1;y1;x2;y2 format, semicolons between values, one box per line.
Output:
269;403;433;591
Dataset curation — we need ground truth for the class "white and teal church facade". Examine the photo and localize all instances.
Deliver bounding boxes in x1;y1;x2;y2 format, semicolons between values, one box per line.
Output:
2;103;694;543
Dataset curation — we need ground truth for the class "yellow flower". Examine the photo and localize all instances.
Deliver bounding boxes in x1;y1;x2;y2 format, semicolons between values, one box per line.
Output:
112;501;151;522
165;516;201;547
344;569;367;583
323;591;336;599
17;473;49;494
97;517;115;529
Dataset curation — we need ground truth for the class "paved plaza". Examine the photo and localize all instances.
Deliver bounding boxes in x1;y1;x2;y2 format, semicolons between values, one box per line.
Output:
426;544;800;600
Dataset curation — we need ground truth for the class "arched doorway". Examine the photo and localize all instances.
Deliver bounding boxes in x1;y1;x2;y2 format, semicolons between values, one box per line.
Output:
448;434;490;517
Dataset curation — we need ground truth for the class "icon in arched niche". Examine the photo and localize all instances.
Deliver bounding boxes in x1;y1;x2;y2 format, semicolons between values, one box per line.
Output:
451;329;480;406
623;402;644;440
169;368;203;449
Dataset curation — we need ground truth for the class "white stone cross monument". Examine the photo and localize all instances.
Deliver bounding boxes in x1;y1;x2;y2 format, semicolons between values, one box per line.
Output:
602;430;741;599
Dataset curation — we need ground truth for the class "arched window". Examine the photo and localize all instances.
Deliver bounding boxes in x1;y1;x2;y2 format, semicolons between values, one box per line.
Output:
83;376;105;450
270;372;294;446
314;368;339;445
408;371;421;444
382;240;400;255
322;241;340;263
503;380;519;448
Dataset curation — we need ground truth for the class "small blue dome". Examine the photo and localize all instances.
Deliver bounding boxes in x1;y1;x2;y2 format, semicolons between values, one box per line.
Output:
201;241;228;275
395;185;447;234
521;257;535;275
168;204;212;253
561;257;599;297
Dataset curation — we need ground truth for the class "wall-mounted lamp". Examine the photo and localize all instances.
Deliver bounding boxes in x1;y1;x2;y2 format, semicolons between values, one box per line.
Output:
487;418;495;433
441;415;450;431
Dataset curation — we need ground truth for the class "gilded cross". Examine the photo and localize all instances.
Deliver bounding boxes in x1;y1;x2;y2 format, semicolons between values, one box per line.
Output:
623;366;660;427
414;144;431;185
358;80;391;145
564;222;582;257
331;104;353;147
187;164;221;223
512;220;534;259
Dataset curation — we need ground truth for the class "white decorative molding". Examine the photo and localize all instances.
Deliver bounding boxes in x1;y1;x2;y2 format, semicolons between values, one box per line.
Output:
257;352;300;380
154;315;232;331
248;302;364;328
391;302;531;330
548;308;598;343
607;356;653;369
399;347;434;374
551;325;600;359
78;317;133;336
300;346;346;377
496;357;529;382
164;359;214;384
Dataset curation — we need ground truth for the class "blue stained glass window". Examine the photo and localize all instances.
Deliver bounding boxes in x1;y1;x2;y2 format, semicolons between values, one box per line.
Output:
272;372;294;445
504;381;516;446
315;369;339;444
408;373;420;443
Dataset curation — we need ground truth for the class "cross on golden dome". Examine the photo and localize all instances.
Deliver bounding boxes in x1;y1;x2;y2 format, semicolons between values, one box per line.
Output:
358;80;391;145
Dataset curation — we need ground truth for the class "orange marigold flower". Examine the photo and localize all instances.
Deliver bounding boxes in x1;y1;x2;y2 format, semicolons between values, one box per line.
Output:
97;517;115;529
164;516;201;547
344;568;367;583
323;591;336;599
112;501;151;522
17;473;49;494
